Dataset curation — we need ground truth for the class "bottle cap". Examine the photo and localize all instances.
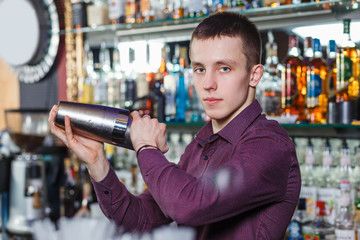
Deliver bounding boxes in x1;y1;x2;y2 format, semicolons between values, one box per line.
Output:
304;37;312;49
328;40;336;52
313;38;321;52
297;198;306;210
288;35;298;48
343;19;351;34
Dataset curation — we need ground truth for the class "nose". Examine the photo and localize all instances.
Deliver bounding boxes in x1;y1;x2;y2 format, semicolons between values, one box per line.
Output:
203;72;217;91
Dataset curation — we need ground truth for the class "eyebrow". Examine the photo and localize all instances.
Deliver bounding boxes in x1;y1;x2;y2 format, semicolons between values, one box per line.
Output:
191;59;238;68
190;61;203;68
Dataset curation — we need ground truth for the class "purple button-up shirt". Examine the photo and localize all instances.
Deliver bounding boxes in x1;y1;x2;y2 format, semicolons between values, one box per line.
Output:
92;100;301;239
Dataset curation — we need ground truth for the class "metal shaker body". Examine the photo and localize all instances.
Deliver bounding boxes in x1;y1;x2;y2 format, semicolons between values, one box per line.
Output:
55;101;133;150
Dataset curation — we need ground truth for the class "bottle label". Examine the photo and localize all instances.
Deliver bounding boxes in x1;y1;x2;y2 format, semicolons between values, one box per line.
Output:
317;187;336;225
108;0;126;19
300;186;317;220
281;68;298;107
335;229;355;240
307;73;322;100
304;234;320;240
338;54;353;82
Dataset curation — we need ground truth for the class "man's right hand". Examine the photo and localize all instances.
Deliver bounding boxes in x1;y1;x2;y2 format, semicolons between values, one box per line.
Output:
48;104;109;182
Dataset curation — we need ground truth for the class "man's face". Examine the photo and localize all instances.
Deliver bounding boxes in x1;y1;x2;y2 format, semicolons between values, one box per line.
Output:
190;36;254;126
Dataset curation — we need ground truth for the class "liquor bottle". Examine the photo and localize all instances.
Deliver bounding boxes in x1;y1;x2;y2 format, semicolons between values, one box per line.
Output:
338;139;352;186
135;72;152;116
94;42;109;105
165;132;178;163
72;0;88;28
74;164;94;218
108;0;126;24
188;0;204;18
134;0;143;23
173;133;184;163
351;145;360;188
163;0;174;20
124;47;137;109
303;201;335;239
258;31;281;116
164;77;176;121
151;73;166;122
317;138;336;225
327;40;337;124
281;35;306;121
164;45;179;122
174;46;189;122
336;19;359;103
159;45;169;77
354;180;360;236
107;51;116;107
335;180;356;240
125;0;136;23
86;0;109;27
111;41;125;108
203;0;216;15
301;37;313;87
306;38;329;124
187;68;204;122
78;41;95;104
173;0;184;19
287;198;309;240
216;0;230;12
300;138;317;221
61;158;82;218
327;40;337;98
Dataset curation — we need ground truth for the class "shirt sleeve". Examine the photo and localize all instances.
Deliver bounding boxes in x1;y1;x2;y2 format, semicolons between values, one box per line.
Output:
91;166;172;232
137;135;297;227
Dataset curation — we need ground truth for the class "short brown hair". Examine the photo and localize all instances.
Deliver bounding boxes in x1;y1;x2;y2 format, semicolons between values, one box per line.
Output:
190;12;262;71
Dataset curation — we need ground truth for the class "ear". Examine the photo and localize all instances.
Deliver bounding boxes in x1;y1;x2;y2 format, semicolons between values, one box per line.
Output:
249;64;264;88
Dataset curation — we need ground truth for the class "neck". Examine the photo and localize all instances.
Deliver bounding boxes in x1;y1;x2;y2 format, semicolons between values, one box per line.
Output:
211;88;255;133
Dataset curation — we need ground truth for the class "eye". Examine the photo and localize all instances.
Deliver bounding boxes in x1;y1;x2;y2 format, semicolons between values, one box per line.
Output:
219;67;230;72
194;67;205;74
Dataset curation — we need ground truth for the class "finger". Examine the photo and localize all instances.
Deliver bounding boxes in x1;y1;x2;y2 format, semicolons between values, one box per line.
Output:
64;115;75;147
130;111;141;121
48;105;57;124
159;123;167;133
155;123;168;153
48;106;69;143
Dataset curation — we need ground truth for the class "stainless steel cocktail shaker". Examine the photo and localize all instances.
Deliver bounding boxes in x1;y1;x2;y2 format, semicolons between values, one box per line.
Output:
54;101;133;150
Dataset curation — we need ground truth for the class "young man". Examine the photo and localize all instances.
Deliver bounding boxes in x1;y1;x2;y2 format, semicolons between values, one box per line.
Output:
49;12;301;239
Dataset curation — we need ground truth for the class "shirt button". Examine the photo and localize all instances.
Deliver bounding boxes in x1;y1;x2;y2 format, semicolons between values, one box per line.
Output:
104;191;109;194
204;156;209;160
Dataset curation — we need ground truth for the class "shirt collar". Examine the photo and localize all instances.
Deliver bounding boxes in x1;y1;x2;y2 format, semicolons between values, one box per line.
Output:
195;100;263;146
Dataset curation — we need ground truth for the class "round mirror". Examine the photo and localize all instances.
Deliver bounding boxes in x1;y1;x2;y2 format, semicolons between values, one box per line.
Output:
0;0;60;83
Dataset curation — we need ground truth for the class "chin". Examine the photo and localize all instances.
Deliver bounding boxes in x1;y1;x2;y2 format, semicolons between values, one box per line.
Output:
205;111;228;122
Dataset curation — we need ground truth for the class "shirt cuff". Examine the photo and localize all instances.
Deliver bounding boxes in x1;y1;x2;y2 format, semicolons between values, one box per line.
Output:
91;166;127;219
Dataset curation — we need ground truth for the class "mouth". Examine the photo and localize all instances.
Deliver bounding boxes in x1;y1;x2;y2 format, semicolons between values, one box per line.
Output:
204;97;222;106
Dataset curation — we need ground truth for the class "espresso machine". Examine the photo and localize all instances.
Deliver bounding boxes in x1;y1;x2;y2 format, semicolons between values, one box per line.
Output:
4;109;50;239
